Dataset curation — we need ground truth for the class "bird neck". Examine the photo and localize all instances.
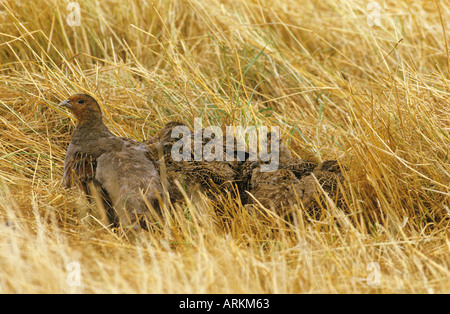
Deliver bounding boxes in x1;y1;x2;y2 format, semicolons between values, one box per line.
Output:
71;119;113;142
76;116;104;128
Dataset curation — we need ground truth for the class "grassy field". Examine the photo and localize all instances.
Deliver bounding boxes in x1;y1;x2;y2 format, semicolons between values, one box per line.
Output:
0;0;449;294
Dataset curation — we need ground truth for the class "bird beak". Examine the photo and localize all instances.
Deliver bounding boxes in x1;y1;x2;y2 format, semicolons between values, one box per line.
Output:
58;99;72;109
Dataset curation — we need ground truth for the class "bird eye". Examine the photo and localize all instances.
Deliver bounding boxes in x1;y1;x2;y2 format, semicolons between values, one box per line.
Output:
77;99;85;104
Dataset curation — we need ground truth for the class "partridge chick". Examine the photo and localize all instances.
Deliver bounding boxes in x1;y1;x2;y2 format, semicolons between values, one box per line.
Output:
149;121;240;202
247;167;304;218
300;160;346;218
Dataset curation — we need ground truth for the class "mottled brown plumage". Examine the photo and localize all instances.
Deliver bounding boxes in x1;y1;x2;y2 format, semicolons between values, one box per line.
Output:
148;121;346;219
60;94;163;229
245;157;346;220
281;159;317;179
299;160;346;218
146;122;240;203
247;167;304;217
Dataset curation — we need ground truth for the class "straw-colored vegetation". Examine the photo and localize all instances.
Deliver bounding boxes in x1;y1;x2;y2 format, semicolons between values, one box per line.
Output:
0;0;449;293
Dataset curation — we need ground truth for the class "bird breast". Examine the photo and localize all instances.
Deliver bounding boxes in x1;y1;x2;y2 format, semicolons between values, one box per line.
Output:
95;147;161;207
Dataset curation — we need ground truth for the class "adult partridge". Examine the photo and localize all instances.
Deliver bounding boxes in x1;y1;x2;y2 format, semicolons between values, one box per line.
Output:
60;94;163;229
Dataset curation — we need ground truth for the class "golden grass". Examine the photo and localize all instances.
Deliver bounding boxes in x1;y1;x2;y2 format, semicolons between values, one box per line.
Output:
0;0;449;293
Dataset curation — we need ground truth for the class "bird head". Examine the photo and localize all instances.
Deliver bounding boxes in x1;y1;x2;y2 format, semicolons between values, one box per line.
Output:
59;94;103;125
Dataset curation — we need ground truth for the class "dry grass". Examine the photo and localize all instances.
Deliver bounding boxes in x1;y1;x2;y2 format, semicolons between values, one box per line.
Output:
0;0;449;293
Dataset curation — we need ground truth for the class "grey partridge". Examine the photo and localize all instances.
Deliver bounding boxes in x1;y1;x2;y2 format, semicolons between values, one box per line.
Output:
147;121;240;203
300;160;346;218
246;167;304;218
60;94;163;229
242;132;345;220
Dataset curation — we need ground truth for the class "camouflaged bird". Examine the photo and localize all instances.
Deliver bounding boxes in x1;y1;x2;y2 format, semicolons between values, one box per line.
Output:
245;159;345;220
146;122;239;202
60;94;163;229
300;160;346;218
242;131;345;219
246;167;305;218
280;159;317;179
260;131;318;178
238;131;314;204
146;120;345;218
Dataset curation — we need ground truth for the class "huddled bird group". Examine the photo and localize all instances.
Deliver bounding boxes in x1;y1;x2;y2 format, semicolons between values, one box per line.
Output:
59;94;345;230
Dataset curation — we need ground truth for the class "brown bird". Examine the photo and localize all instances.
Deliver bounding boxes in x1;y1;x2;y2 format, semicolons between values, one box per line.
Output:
259;131;318;178
146;121;240;203
237;132;316;204
246;166;305;218
59;94;163;230
281;159;317;179
300;160;346;218
245;156;346;220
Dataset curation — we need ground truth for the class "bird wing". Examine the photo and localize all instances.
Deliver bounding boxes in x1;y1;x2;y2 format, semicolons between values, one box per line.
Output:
63;147;118;225
63;150;98;191
63;135;147;188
